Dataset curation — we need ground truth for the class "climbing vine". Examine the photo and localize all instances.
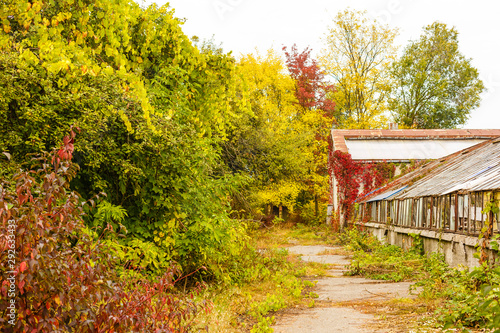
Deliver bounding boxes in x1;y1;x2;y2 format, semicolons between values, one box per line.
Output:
330;150;362;221
479;196;500;265
329;150;395;223
359;162;396;197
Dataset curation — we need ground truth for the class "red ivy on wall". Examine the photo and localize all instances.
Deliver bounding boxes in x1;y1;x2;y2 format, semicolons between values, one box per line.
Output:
330;150;362;219
329;150;395;221
359;162;396;197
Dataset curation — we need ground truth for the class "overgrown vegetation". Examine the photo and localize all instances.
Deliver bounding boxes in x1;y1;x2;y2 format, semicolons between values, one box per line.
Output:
0;0;492;330
0;140;208;331
193;222;337;332
0;141;333;331
0;0;333;329
341;228;425;282
342;226;500;331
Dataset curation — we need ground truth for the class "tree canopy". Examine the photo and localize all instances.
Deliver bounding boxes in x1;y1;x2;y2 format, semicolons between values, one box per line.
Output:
226;50;310;217
321;9;398;129
219;48;333;221
283;45;335;216
389;22;485;129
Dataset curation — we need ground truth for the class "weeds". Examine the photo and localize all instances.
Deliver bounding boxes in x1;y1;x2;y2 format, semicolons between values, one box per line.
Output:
416;260;500;331
341;227;427;282
339;226;500;332
195;222;332;332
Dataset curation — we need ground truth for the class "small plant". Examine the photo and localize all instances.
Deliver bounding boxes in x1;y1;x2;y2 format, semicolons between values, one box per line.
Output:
303;280;316;288
272;216;285;225
408;233;425;256
250;315;275;333
307;291;319;298
249;293;286;318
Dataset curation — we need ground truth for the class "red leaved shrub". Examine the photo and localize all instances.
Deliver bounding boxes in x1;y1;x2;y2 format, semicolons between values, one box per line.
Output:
0;133;208;332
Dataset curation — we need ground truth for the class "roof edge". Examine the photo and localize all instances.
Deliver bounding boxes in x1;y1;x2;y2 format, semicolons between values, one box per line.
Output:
331;129;500;154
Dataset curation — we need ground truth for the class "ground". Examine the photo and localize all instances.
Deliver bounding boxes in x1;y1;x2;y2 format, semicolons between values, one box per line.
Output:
196;223;485;332
272;244;420;333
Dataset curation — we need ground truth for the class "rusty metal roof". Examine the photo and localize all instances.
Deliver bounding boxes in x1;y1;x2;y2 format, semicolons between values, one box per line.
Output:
359;138;500;202
332;129;500;161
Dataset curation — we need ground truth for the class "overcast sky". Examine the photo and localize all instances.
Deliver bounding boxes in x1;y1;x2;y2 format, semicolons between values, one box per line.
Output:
140;0;500;129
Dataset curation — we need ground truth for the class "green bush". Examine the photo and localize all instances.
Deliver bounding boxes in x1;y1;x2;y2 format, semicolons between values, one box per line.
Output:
417;259;500;331
299;200;327;226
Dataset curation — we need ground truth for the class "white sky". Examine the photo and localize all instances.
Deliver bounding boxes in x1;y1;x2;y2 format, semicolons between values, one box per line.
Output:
139;0;500;129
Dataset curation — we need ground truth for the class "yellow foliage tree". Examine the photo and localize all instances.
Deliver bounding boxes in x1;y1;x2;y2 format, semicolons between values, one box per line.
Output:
230;50;320;218
321;9;398;129
223;49;335;221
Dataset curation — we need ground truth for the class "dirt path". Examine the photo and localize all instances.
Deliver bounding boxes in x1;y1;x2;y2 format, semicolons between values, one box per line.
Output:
272;245;415;333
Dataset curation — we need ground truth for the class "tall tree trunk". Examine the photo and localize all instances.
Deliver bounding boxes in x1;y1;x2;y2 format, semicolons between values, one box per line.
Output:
314;194;319;217
279;204;283;220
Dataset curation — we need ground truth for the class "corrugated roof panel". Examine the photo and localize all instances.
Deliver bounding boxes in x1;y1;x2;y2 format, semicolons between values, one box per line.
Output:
441;170;500;194
366;187;407;202
394;142;500;199
469;170;500;192
345;139;486;161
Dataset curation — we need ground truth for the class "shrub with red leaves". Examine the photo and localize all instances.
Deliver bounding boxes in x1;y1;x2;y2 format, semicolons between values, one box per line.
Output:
0;134;208;332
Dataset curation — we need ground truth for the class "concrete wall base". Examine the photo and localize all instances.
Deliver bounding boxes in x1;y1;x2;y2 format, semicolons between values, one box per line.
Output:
359;222;498;268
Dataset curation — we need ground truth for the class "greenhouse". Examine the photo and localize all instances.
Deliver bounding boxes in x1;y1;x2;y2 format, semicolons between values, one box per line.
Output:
357;138;500;235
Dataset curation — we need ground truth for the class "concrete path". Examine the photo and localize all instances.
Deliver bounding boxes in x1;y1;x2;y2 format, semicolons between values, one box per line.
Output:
272;246;414;333
273;307;375;333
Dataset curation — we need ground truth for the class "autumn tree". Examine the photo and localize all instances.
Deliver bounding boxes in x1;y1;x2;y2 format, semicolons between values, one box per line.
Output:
222;50;314;219
283;44;335;217
283;45;335;116
389;22;485;129
321;9;398;129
